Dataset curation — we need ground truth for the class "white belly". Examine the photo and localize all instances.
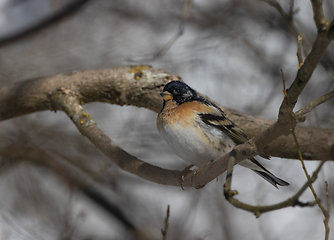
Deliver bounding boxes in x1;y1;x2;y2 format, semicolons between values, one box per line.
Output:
159;122;235;167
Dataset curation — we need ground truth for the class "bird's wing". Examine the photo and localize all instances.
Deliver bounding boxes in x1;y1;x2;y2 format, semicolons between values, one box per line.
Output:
197;103;288;187
198;106;270;160
199;112;248;145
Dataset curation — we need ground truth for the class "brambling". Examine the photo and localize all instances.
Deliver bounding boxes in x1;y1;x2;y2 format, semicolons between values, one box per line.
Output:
157;81;289;188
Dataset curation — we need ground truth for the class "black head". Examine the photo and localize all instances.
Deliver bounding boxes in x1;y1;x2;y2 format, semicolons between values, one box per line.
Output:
160;81;198;105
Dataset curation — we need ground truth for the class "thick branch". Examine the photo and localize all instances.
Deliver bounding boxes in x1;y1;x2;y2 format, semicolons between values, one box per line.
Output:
51;88;182;186
49;88;252;188
0;66;179;120
0;66;333;161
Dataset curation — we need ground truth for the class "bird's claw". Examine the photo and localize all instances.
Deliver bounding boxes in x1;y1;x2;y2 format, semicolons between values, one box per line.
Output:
179;164;194;190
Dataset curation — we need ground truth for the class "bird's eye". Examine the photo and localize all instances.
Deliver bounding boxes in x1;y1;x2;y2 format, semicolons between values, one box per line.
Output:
173;89;180;95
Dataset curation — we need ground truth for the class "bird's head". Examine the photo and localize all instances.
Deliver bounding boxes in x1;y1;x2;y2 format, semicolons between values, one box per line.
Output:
160;81;198;105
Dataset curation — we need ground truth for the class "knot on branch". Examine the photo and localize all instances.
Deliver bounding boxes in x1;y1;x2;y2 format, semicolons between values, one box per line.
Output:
223;184;238;199
293;199;320;207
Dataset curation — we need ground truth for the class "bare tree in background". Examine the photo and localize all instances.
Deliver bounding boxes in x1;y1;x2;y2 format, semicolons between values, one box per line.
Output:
0;0;333;239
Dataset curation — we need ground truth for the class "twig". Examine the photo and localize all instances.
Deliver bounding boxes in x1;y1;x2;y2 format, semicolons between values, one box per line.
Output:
281;69;303;162
324;181;330;240
282;70;331;240
222;0;333;212
261;0;288;19
262;0;334;80
288;0;295;21
282;70;316;196
264;0;333;121
278;34;331;118
224;154;325;217
161;205;170;240
297;35;303;68
295;90;334;122
127;0;193;62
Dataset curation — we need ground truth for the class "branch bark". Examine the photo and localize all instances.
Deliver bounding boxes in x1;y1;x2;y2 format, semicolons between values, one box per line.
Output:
0;66;176;120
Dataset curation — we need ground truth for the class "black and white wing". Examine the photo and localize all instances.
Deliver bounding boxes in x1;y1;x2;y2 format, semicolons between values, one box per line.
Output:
198;103;289;188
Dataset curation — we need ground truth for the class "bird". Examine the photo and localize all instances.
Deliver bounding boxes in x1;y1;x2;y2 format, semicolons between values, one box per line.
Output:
156;80;289;188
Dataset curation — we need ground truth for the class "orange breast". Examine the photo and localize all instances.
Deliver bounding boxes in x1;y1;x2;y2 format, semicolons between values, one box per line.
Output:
157;100;220;131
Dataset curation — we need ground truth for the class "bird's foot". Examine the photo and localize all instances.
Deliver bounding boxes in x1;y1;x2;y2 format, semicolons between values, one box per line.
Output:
179;164;194;190
178;160;215;189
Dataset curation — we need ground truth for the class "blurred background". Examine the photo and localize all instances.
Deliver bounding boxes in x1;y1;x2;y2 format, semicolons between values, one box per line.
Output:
0;0;333;239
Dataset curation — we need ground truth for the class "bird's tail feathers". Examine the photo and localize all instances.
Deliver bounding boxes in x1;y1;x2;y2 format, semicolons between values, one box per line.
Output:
239;158;289;189
252;169;289;189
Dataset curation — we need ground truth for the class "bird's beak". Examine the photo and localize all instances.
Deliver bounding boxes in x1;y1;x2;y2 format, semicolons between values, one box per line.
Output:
160;91;173;101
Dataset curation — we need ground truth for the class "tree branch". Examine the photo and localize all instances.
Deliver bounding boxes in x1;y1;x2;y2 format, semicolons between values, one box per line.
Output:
0;66;179;120
262;0;334;80
310;0;328;31
295;90;334;121
220;0;334;218
279;29;331;117
0;66;333;164
324;181;330;240
51;87;183;186
224;156;325;217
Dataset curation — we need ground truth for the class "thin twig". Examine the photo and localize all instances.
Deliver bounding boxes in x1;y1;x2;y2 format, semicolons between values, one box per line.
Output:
324;181;330;240
297;35;303;68
222;67;331;217
224;155;324;217
278;36;331;118
282;70;316;197
281;69;304;162
282;70;331;240
161;205;170;240
295;90;334;122
262;0;334;80
276;0;332;117
288;0;295;21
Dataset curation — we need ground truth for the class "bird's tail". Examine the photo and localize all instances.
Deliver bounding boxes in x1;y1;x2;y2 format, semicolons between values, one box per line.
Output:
252;169;289;189
238;158;289;189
